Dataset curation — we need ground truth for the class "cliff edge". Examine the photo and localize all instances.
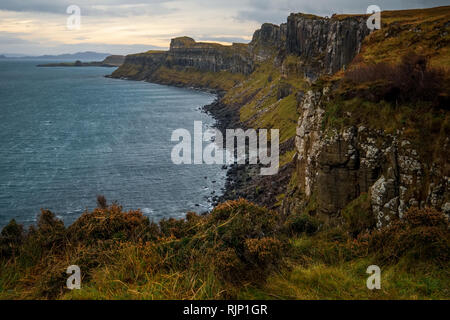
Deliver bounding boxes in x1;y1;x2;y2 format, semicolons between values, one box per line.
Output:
111;6;450;229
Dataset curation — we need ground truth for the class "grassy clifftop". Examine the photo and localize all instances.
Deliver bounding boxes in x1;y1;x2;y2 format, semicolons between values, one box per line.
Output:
349;6;450;68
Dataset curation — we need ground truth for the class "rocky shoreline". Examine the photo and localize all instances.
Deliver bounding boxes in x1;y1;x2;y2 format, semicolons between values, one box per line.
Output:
203;96;295;211
202;96;256;207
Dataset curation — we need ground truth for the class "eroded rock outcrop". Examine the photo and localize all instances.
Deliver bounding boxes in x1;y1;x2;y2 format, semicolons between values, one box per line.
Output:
168;37;254;74
112;37;254;83
110;9;449;228
113;13;371;84
249;23;287;61
292;89;449;227
286;14;370;79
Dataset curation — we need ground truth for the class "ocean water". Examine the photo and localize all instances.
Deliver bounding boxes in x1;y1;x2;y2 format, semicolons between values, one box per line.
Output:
0;60;226;227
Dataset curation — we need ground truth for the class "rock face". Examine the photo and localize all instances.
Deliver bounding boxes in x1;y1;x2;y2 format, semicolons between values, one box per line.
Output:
293;89;450;227
113;37;254;82
286;14;370;78
113;14;371;83
113;51;168;80
111;10;449;227
168;37;254;74
250;23;286;48
249;23;287;61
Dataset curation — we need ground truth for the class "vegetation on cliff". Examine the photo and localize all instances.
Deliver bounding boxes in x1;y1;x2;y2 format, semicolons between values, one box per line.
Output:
2;7;449;300
111;4;449;263
0;198;448;299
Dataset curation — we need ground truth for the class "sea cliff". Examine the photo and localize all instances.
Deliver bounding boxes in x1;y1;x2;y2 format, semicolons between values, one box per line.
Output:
111;6;450;225
1;6;449;300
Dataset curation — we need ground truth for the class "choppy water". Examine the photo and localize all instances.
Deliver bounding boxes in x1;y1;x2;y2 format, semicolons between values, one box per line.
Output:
0;60;226;227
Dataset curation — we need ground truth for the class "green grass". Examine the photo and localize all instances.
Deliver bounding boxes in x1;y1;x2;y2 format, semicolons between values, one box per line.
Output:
224;56;307;145
321;95;449;167
4;6;450;301
279;149;296;168
0;203;448;300
240;258;449;300
152;67;246;91
351;6;450;69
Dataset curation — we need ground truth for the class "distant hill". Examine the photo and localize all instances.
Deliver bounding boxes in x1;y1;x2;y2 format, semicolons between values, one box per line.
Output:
2;51;112;61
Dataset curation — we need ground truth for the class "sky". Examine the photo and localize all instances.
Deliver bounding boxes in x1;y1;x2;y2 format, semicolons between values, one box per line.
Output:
0;0;447;55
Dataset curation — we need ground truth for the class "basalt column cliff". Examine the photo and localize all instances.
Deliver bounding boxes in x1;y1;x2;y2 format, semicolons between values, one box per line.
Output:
111;7;450;228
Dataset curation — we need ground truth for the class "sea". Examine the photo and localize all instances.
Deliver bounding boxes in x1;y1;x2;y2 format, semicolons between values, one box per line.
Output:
0;59;226;227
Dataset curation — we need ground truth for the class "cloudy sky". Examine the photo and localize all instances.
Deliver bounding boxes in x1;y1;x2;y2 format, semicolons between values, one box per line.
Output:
0;0;447;55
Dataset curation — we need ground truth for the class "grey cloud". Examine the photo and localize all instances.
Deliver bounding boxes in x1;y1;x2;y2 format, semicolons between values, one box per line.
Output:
0;32;34;45
235;0;450;24
0;0;176;16
0;32;165;55
2;0;447;20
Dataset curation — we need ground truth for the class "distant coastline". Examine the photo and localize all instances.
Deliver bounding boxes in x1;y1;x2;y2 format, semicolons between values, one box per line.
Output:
37;55;125;68
0;51;112;61
37;61;116;68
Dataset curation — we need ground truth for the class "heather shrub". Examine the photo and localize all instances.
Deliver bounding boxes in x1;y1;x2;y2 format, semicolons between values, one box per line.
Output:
33;256;70;299
345;62;392;83
284;212;321;236
211;237;284;283
207;199;281;245
159;212;203;239
0;219;24;258
1;197;448;299
0;200;286;296
244;237;284;268
211;247;244;281
368;207;449;264
37;209;65;234
9;210;67;268
204;200;286;283
394;52;445;102
344;52;446;105
96;195;107;209
67;203;157;243
34;209;66;250
159;217;194;238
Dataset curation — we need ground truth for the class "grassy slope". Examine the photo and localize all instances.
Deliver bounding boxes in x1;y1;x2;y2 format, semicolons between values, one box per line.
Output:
112;61;246;92
0;202;448;300
241;258;449;300
224;56;308;144
151;67;246;91
259;7;450;300
229;6;450;300
363;6;450;68
320;6;450;187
